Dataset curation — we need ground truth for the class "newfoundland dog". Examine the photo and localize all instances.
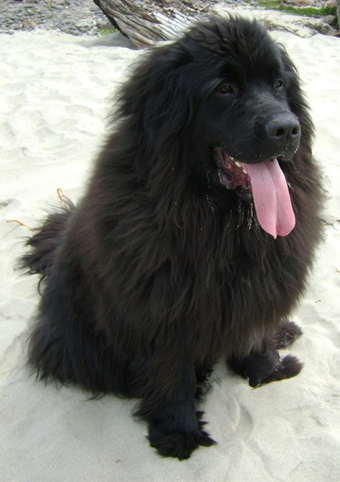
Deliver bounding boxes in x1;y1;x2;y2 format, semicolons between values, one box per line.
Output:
22;16;323;459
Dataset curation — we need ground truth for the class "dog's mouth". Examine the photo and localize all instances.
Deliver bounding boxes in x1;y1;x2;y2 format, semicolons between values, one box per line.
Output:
214;148;295;238
215;149;252;200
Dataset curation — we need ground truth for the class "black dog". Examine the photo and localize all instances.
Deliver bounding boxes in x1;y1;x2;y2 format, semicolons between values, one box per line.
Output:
22;16;323;459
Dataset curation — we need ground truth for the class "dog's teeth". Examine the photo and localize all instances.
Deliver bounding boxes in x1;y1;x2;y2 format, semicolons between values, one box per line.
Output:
235;161;241;168
242;167;248;174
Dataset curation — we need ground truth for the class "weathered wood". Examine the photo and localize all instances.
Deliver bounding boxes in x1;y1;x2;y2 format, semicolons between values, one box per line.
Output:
93;0;339;48
93;0;210;47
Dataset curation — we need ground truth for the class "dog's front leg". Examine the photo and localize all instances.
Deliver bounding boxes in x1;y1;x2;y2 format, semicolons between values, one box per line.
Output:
135;358;215;459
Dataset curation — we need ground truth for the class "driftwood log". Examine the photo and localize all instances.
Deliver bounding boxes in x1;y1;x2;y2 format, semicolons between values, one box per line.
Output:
93;0;340;47
93;0;212;47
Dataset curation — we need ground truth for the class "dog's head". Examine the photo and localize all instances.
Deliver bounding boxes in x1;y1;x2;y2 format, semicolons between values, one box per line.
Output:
116;16;313;238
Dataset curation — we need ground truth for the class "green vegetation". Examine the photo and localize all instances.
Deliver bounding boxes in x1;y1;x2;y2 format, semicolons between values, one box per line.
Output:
100;28;114;35
256;0;336;18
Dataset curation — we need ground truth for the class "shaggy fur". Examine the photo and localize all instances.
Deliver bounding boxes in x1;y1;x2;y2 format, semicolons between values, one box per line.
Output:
22;16;323;459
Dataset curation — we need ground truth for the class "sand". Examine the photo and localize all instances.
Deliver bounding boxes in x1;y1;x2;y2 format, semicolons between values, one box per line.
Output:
1;25;340;482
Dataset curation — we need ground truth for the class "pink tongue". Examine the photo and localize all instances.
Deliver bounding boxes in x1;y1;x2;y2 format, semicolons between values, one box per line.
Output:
241;158;295;238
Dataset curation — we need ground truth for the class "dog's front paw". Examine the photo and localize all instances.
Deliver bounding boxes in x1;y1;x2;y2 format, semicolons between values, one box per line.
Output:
274;321;303;348
147;413;215;460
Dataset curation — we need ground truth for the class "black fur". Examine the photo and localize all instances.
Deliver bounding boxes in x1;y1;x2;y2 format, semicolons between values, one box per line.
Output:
21;17;323;459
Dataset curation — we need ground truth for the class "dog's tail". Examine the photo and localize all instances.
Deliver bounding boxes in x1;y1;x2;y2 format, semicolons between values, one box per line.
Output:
21;190;75;286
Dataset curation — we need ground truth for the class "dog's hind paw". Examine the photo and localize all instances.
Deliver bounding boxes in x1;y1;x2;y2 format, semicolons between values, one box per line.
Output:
228;349;303;388
260;354;303;386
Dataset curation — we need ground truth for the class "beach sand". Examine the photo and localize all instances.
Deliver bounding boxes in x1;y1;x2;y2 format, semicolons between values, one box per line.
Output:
1;25;340;481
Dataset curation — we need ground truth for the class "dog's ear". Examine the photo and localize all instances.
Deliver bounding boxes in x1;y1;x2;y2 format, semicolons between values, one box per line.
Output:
114;44;196;151
111;43;198;199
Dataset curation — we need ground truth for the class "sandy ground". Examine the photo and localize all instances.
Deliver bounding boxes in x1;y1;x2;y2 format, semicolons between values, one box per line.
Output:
1;24;340;482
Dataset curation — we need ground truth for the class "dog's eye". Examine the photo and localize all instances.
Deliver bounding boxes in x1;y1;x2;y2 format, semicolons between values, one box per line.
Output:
218;85;234;95
274;79;284;89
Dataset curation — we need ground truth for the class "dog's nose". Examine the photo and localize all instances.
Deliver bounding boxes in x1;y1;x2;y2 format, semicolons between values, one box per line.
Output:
265;113;300;144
